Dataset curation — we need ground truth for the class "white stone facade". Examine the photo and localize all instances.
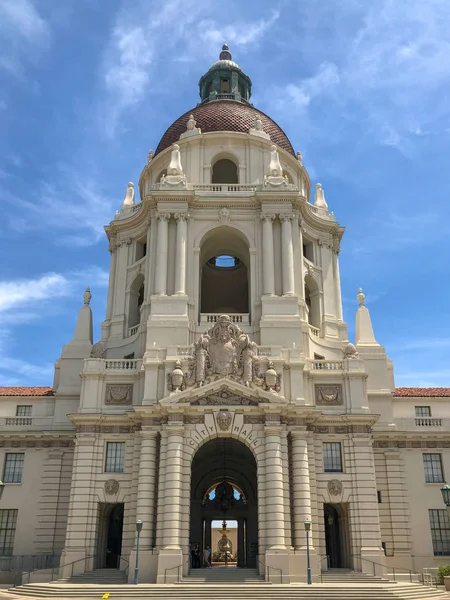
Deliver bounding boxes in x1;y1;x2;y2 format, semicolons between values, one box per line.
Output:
1;49;450;585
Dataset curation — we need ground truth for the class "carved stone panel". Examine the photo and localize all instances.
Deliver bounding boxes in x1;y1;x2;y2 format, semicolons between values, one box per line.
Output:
216;411;232;431
105;479;119;496
315;384;343;406
105;384;133;405
191;390;258;406
327;479;343;496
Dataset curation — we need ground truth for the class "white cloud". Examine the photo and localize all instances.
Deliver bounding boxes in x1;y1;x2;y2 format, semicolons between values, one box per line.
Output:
0;0;50;77
285;63;340;108
100;1;280;137
4;167;116;246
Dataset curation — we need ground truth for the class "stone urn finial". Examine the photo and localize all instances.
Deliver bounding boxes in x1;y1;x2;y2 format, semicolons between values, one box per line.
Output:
357;287;365;307
171;360;184;392
83;286;92;306
265;361;278;392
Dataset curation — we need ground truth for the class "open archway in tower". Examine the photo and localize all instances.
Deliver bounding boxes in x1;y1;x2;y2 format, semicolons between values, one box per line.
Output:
190;438;258;568
304;275;320;329
128;274;145;329
212;158;238;184
200;226;250;319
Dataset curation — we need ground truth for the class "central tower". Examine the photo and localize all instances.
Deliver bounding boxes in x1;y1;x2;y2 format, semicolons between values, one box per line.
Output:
102;45;347;362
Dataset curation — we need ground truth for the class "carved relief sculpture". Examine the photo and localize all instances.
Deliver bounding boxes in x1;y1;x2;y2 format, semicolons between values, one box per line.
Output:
216;410;232;431
327;479;343;496
105;384;133;405
315;384;343;406
105;479;120;496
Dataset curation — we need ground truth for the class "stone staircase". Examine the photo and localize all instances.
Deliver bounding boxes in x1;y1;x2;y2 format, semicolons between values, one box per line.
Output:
5;567;450;600
185;566;264;584
55;568;128;584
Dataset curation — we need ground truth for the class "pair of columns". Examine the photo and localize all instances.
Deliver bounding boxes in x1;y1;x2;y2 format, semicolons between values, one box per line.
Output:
154;212;189;296
264;425;313;550
261;213;295;297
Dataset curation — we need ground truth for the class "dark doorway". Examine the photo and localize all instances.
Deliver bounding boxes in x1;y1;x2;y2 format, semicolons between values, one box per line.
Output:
190;438;258;568
97;503;124;569
324;503;350;569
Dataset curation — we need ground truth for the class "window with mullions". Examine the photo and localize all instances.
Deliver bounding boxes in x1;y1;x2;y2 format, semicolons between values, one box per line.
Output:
429;509;450;555
16;406;32;417
415;406;431;417
0;510;18;556
323;442;343;473
3;453;24;483
423;453;444;483
105;442;125;473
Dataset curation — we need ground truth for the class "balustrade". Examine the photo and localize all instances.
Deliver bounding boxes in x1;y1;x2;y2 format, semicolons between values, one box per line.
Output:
128;325;139;337
312;360;343;370
105;359;140;370
200;313;249;325
309;324;320;337
415;417;442;427
5;417;32;426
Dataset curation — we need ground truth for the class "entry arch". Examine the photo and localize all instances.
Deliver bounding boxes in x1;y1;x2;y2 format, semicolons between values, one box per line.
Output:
189;436;259;568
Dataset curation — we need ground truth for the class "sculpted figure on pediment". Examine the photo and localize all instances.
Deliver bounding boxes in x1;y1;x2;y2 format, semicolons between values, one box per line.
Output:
169;315;282;396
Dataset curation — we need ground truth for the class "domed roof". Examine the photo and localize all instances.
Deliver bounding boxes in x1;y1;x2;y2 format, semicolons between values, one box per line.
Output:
155;100;295;156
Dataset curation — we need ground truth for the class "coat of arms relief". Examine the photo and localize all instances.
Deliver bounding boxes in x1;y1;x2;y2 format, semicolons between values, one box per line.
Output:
166;315;282;394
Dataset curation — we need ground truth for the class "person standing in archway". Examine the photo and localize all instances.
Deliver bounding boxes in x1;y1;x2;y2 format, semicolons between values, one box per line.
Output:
204;545;212;568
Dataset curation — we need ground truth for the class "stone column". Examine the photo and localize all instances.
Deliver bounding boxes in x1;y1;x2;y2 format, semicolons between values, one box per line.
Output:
264;419;286;549
290;430;313;549
384;451;412;565
154;212;171;295
105;240;118;319
332;240;343;321
155;430;168;548
238;519;245;567
280;214;295;296
162;419;184;549
174;213;189;295
135;429;159;549
260;213;276;296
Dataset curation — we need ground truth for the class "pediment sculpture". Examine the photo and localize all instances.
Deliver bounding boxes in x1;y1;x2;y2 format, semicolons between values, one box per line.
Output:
167;315;282;393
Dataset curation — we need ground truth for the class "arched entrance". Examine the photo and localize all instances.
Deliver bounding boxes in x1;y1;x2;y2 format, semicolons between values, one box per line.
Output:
190;438;258;568
96;503;124;569
324;503;351;569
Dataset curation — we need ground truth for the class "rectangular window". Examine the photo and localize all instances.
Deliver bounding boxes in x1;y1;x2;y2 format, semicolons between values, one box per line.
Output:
0;510;18;556
105;442;125;473
3;454;24;483
16;405;32;417
415;406;431;417
423;453;444;483
377;490;382;503
429;509;450;555
323;442;343;473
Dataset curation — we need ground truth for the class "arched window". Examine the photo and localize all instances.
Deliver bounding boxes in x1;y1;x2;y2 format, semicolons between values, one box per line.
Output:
128;274;145;329
212;159;238;184
305;275;320;329
156;169;167;183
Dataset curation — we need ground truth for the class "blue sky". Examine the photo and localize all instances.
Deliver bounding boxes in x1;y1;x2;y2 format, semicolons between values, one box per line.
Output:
1;0;450;387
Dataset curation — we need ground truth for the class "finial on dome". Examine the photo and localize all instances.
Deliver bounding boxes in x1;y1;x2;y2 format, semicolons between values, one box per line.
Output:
220;44;232;61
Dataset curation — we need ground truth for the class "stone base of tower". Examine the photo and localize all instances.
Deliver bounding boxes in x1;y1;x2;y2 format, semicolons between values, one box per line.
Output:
156;548;184;584
127;549;158;583
288;547;318;583
147;295;190;347
260;295;302;346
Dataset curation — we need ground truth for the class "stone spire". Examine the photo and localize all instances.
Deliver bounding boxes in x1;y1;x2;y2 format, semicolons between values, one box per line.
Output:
355;288;379;346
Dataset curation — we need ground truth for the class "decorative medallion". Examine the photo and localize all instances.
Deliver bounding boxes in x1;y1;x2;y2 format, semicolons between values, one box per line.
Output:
105;384;133;405
216;411;232;431
315;384;343;406
104;479;120;496
327;479;343;496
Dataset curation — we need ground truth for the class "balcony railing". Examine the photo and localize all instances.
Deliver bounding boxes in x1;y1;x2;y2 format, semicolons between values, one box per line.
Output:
309;324;320;337
312;360;343;370
200;313;250;325
5;417;32;426
128;325;139;337
415;417;443;427
192;184;257;193
105;359;140;370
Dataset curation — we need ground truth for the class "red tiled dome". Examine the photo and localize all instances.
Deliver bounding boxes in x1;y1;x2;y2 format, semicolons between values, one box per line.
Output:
155;101;295;156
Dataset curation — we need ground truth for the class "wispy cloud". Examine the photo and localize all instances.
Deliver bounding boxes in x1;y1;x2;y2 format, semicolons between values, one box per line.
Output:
0;0;50;77
4;166;116;246
100;1;280;137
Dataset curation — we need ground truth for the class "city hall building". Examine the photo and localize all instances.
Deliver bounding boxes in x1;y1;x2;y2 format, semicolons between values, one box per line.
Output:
1;46;450;585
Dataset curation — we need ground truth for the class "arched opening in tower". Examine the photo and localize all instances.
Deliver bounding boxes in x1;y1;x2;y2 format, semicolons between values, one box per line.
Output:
211;159;238;184
304;275;320;329
128;274;145;328
199;226;250;317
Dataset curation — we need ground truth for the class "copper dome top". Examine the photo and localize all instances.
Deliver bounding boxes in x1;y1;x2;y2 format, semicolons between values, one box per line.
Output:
155;100;295;156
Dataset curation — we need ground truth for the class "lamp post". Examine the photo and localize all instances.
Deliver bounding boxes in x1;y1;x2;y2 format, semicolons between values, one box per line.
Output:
134;519;143;585
304;520;312;585
0;481;5;501
441;484;450;516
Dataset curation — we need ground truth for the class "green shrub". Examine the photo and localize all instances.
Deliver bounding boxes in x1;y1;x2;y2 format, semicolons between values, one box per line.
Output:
437;565;450;584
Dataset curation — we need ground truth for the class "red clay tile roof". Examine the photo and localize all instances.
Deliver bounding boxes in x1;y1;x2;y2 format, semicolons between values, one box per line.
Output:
394;388;450;397
0;387;54;397
155;100;295;156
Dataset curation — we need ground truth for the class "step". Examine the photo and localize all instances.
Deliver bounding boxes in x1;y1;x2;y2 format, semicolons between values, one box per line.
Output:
7;582;448;599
